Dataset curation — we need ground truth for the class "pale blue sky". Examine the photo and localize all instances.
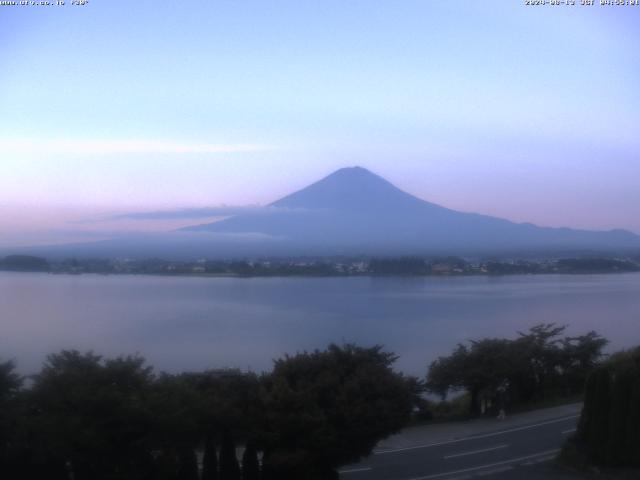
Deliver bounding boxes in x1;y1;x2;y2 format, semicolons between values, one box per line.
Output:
1;1;639;245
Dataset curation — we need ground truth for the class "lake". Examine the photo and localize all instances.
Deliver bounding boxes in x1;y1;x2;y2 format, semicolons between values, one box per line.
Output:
1;272;639;376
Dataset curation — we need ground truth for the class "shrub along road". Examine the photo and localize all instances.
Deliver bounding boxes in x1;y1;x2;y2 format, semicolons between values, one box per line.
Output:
339;403;585;480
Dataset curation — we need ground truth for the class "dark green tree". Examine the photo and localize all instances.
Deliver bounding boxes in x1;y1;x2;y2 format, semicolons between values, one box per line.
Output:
0;360;21;400
606;366;634;465
576;346;640;467
513;323;566;402
0;254;49;271
260;344;414;479
154;449;179;480
427;325;607;415
0;360;23;475
427;339;516;414
28;350;155;480
583;367;611;463
177;447;199;480
146;373;201;458
202;436;219;480
219;430;241;480
369;257;428;275
241;441;260;480
185;369;262;440
559;331;608;394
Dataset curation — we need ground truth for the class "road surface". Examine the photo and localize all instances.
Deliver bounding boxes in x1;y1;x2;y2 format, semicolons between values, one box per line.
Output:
339;403;583;480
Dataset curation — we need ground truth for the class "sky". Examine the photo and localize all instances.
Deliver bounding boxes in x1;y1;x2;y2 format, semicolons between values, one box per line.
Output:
1;0;639;247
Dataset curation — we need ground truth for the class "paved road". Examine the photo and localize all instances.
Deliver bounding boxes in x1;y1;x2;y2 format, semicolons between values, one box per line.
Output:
339;404;583;480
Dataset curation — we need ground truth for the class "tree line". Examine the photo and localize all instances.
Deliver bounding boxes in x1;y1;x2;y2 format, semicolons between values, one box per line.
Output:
426;324;608;416
0;326;618;479
2;254;639;276
0;345;417;480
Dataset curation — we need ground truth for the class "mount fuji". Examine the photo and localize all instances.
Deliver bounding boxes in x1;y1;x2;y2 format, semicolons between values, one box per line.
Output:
182;166;638;255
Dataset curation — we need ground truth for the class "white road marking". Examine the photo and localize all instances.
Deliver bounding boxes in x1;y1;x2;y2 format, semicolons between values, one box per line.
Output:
375;415;579;455
520;454;557;466
444;444;509;459
407;449;560;480
561;428;577;434
338;467;372;474
476;466;513;476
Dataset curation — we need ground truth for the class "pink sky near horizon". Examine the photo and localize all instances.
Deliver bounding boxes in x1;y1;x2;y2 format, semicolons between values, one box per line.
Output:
1;157;638;249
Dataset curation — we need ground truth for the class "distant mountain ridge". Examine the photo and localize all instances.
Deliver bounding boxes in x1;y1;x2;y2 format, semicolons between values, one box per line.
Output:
11;167;638;260
183;166;639;253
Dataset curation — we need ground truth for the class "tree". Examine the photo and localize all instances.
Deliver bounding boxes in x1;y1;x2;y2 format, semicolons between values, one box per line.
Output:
146;372;202;478
28;350;155;480
559;331;608;394
241;440;260;480
185;369;263;479
513;323;568;401
427;339;517;414
582;367;611;463
260;344;414;479
427;325;608;415
177;447;199;480
219;430;241;480
0;360;21;400
202;436;219;480
369;257;428;275
576;346;640;467
0;254;49;272
0;360;23;475
185;369;263;440
426;344;468;400
154;449;179;480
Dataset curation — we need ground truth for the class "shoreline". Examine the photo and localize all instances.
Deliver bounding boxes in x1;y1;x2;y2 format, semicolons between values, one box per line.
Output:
2;269;639;279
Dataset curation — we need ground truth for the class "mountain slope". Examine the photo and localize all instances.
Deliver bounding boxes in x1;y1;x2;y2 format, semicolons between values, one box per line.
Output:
184;167;639;254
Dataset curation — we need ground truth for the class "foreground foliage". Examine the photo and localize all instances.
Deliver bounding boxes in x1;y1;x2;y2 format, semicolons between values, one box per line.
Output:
260;345;415;479
426;324;607;415
574;346;640;467
0;344;415;480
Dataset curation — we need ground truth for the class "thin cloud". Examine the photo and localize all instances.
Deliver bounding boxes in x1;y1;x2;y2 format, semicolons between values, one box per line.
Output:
78;205;308;223
109;206;265;221
0;139;274;155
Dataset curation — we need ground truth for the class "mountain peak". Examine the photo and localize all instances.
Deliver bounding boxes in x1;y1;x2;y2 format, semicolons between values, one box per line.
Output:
320;166;386;185
330;166;374;176
270;166;424;211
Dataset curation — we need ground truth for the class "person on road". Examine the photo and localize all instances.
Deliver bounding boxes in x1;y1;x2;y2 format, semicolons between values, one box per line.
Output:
496;380;509;420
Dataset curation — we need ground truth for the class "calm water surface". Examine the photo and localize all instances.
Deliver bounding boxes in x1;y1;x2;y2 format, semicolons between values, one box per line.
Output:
1;272;639;375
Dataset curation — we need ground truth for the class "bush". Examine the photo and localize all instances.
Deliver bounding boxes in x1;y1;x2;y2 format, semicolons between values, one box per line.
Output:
576;346;640;467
